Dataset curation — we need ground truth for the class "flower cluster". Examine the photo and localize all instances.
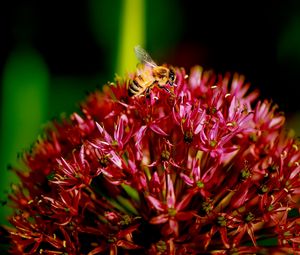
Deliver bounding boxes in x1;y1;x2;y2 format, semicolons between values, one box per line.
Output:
5;65;300;254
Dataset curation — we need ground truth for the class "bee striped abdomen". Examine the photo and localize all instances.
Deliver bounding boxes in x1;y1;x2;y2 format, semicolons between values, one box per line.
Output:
129;74;154;96
136;75;145;85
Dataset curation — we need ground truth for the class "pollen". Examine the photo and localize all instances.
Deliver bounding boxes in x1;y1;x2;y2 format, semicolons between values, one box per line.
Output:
156;240;167;253
196;180;204;188
259;184;269;194
241;168;251;180
202;201;213;214
98;155;109;167
226;121;237;127
161;150;170;161
168;208;177;217
245;212;255;222
217;216;227;227
184;130;194;143
209;140;217;148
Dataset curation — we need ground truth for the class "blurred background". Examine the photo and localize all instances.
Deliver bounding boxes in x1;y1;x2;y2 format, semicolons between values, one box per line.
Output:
0;0;299;225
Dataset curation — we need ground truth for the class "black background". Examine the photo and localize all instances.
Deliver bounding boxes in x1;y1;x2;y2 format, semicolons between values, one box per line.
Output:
0;1;299;115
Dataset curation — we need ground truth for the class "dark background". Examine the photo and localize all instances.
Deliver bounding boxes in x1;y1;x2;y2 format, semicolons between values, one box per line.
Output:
1;1;298;113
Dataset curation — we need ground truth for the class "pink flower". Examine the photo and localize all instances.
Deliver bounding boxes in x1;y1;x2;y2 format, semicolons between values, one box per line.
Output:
3;64;300;254
147;174;196;236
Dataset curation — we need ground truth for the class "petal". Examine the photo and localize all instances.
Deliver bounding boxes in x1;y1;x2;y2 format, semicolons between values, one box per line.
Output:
233;226;247;246
219;227;230;249
168;238;175;255
169;219;179;236
114;115;127;142
44;236;63;249
176;211;196;221
150;124;168;136
189;65;202;89
117;224;140;237
57;157;74;176
231;185;249;208
228;96;237;120
192;165;201;181
180;173;194;186
202;165;218;182
110;244;117;255
179;104;185;118
290;165;300;179
116;240;141;250
147;160;159;167
123;126;134;146
151;171;161;186
96;122;113;143
135;125;147;145
78;145;85;168
150;214;169;224
199;130;208;144
290;237;300;243
109;151;123;169
246;224;257;246
194;110;206;135
87;246;106;255
209;121;219;141
269;116;285;129
172;106;180;124
176;191;195;211
147;196;164;211
100;168;114;178
167;175;176;208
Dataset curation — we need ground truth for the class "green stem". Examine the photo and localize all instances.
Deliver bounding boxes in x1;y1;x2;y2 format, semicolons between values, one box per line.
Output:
116;0;145;75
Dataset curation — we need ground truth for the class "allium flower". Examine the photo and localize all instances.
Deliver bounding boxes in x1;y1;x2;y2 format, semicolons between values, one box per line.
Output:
3;65;300;254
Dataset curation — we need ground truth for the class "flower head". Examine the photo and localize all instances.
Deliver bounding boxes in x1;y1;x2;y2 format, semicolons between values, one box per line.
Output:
3;64;300;254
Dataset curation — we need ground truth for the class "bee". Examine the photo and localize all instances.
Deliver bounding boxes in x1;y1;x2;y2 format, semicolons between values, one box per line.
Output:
128;45;176;97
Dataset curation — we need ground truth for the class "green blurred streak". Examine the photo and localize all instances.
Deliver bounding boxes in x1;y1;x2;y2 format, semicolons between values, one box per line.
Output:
88;0;145;76
116;0;145;75
121;183;140;202
0;46;49;225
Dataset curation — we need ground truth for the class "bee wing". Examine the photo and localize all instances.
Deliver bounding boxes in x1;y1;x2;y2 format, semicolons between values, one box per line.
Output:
134;45;157;67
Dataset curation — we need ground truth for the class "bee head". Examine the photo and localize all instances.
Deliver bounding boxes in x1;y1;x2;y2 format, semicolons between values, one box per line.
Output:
168;68;176;86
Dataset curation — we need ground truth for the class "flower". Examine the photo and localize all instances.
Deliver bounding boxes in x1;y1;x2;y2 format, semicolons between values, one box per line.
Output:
3;64;300;254
147;174;196;237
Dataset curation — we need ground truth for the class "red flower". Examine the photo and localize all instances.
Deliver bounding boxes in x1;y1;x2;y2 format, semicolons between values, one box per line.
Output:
3;64;300;254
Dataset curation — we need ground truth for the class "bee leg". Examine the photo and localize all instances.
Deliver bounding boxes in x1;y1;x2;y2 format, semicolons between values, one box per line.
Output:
145;87;151;98
158;84;170;93
163;87;170;93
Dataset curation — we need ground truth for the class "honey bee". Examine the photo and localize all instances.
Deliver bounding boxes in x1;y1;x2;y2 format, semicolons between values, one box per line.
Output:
128;45;176;97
